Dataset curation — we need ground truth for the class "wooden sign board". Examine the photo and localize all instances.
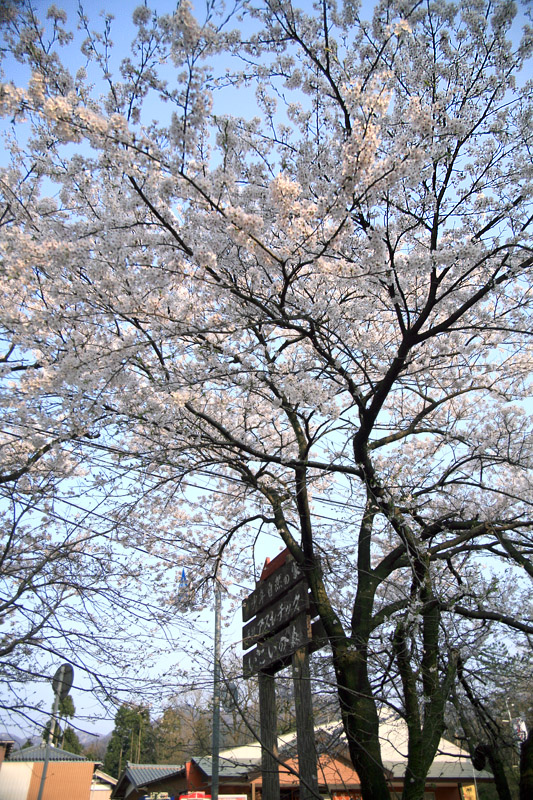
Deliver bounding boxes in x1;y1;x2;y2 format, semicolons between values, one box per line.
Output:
242;581;309;651
243;618;327;678
242;558;303;622
243;612;312;678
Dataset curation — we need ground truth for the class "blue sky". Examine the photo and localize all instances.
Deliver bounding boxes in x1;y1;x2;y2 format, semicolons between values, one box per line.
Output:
2;0;532;741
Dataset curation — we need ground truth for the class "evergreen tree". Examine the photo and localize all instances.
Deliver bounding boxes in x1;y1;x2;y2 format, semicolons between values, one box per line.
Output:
58;695;75;721
58;694;77;750
103;705;156;778
62;726;82;755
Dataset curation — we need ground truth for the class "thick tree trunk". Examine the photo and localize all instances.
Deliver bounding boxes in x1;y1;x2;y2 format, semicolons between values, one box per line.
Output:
393;587;458;800
401;770;427;800
400;723;444;800
520;728;533;800
334;645;391;800
479;744;513;800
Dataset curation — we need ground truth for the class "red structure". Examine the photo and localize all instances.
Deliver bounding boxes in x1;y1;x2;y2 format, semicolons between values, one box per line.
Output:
181;793;212;800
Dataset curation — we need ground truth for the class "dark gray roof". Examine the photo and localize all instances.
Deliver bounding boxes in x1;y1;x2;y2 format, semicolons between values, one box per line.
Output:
125;762;184;786
111;761;185;798
9;744;88;762
194;755;259;779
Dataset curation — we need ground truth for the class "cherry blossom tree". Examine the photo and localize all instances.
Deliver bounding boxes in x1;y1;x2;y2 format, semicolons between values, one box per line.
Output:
0;452;203;733
0;0;532;798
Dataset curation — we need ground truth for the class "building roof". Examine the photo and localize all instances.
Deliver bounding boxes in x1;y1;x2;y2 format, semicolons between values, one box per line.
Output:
9;744;88;762
112;714;493;799
93;769;118;787
215;728;298;765
126;763;184;784
216;717;493;784
112;761;184;797
426;761;491;781
369;717;492;782
305;718;493;784
194;755;259;779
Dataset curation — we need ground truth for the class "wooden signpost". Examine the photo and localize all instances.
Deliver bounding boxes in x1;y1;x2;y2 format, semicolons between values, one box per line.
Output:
242;557;304;622
243;581;310;652
242;551;324;800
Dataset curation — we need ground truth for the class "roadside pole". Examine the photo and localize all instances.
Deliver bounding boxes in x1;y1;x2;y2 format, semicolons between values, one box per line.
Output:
211;581;222;800
37;663;74;800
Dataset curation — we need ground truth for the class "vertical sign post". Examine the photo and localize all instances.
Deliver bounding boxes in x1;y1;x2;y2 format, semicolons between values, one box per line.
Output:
258;671;280;800
242;551;321;800
292;646;319;800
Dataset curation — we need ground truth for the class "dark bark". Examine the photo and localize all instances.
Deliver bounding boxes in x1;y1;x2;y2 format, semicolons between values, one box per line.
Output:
334;643;391;800
305;548;391;800
292;646;319;800
392;555;458;800
520;728;533;800
455;667;515;800
301;501;391;800
486;744;514;800
259;671;280;800
473;744;513;800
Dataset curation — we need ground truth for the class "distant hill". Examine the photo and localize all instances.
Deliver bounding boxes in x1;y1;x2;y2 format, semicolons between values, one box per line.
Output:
79;731;111;760
1;730;111;758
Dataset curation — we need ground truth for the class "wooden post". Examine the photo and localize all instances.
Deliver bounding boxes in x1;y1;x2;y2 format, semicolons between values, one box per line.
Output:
259;671;280;800
243;553;326;800
292;645;319;800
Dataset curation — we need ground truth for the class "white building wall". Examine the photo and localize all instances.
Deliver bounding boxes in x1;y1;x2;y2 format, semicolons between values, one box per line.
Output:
0;761;33;800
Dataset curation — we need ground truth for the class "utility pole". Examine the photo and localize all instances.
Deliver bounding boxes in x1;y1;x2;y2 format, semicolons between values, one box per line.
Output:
211;581;222;800
37;664;74;800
